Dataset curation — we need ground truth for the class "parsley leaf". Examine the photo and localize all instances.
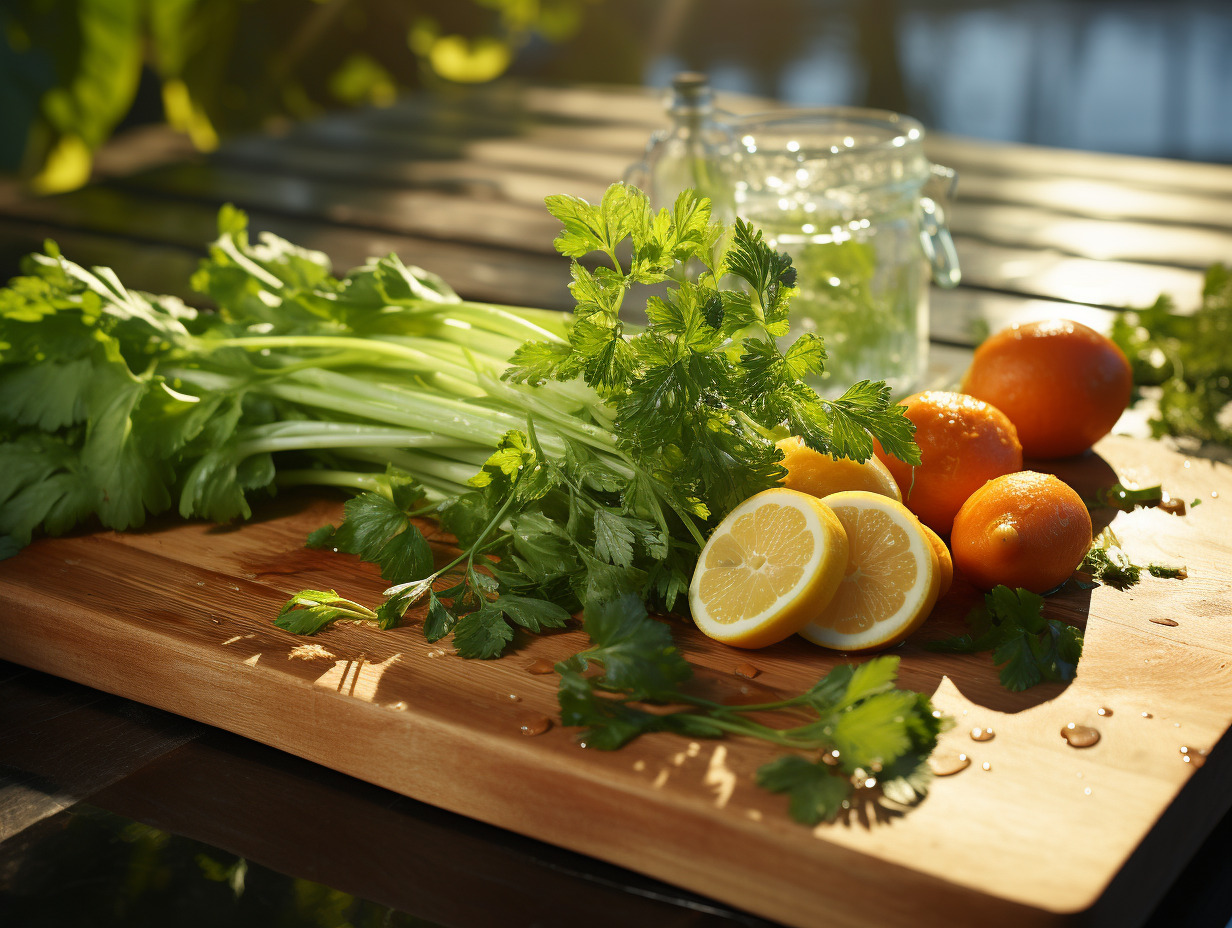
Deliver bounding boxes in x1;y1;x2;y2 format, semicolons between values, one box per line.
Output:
316;488;432;585
1111;263;1232;446
452;604;515;659
1080;527;1186;590
275;590;379;635
925;586;1084;691
755;756;852;825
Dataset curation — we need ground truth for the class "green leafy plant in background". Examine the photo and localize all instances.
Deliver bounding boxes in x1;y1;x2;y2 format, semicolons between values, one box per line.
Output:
1;0;597;192
1111;263;1232;448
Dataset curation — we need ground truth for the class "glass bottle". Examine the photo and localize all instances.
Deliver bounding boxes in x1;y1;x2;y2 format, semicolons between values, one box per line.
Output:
624;73;734;214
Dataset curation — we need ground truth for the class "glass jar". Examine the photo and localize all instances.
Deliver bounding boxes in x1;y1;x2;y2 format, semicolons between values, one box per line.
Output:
723;108;960;398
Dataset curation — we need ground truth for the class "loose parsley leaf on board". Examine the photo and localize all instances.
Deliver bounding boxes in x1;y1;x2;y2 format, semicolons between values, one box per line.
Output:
925;586;1083;692
1083;483;1164;512
557;596;948;826
1080;527;1187;591
275;590;379;636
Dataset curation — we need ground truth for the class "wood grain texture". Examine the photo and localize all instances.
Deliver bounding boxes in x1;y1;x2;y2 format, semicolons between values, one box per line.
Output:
0;436;1229;928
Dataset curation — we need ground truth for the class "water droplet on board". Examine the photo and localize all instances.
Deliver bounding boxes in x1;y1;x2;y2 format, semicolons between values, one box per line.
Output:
981;761;992;771
1141;711;1153;718
507;693;522;702
1158;498;1187;516
1179;747;1209;768
970;726;995;742
1212;491;1220;499
1061;723;1101;747
519;716;552;737
1151;617;1179;627
928;753;971;776
388;701;407;711
1097;707;1113;717
734;662;760;679
1083;787;1092;795
821;750;841;766
525;659;555;675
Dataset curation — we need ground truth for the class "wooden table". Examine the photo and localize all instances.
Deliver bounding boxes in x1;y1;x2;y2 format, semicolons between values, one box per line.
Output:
1;82;1231;927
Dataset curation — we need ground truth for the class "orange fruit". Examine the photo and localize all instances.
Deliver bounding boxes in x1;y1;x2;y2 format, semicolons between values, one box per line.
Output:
775;436;902;502
951;471;1093;593
961;319;1132;459
873;391;1023;536
689;488;849;648
918;521;953;597
801;491;941;653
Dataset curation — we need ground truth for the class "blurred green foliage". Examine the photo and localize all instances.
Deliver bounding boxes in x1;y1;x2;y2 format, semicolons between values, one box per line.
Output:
0;0;596;193
0;806;441;927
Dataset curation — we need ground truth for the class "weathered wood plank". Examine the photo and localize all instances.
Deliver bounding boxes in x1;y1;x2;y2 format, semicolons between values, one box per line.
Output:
0;188;574;310
119;161;1232;274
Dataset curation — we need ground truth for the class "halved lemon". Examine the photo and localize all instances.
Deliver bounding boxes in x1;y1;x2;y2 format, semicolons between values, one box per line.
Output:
918;520;954;597
800;490;941;652
689;488;849;649
776;436;902;503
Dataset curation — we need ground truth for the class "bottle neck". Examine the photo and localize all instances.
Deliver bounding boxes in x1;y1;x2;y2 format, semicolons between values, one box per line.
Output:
667;73;714;125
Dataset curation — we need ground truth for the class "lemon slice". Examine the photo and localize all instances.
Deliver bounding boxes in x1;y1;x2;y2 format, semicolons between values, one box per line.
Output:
800;490;941;652
776;436;902;503
689;488;849;649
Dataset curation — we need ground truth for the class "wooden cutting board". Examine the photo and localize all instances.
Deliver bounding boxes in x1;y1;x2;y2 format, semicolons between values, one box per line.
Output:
1;434;1229;928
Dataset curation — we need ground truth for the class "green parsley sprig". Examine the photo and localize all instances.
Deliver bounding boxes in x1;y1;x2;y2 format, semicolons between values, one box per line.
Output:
1080;527;1187;591
558;595;949;825
925;586;1083;692
1111;263;1232;446
505;185;920;519
1083;482;1164;512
